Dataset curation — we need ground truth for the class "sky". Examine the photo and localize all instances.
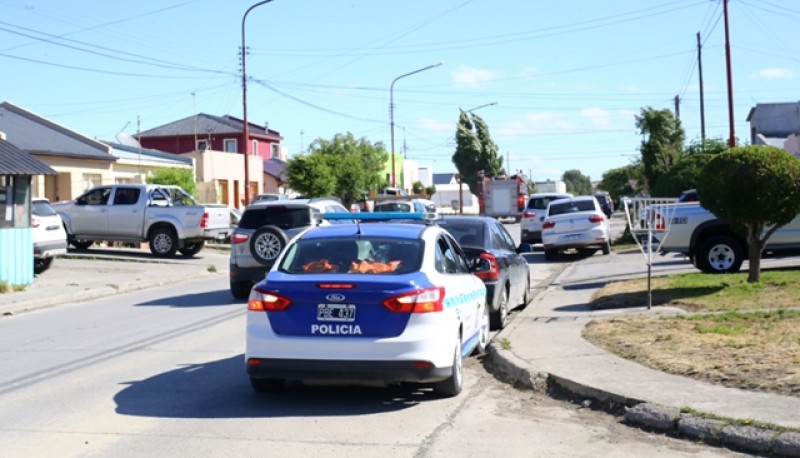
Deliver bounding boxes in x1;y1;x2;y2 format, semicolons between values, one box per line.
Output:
3;0;800;183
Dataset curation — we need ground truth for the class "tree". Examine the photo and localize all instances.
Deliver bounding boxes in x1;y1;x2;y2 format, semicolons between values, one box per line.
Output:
650;154;714;197
635;107;685;192
562;169;592;195
285;132;388;209
146;167;196;196
697;145;800;282
452;109;503;193
598;162;644;202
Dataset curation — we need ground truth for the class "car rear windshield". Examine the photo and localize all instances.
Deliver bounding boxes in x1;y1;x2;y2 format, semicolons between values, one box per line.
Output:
278;237;424;275
32;201;57;216
374;202;413;212
527;196;564;210
239;206;311;230
549;200;596;216
436;221;485;247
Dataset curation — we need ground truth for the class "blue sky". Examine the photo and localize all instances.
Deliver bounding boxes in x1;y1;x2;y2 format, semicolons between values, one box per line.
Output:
3;0;800;183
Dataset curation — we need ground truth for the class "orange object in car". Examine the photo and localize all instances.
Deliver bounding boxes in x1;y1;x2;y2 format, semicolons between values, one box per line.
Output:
303;259;338;273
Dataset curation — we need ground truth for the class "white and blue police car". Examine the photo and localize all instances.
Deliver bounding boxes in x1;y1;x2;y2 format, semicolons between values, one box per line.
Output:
245;213;488;397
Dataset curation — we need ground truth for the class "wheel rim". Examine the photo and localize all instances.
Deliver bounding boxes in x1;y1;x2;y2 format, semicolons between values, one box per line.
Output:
453;341;463;388
500;288;508;325
153;233;172;253
255;233;282;261
479;307;490;349
707;244;735;271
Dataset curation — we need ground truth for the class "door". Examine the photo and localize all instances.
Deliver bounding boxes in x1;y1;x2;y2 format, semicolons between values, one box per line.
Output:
107;187;145;238
71;187;111;235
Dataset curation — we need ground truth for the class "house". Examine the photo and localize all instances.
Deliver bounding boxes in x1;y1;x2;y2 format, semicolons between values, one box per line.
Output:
137;113;286;206
0;102;192;202
746;102;800;157
0;132;57;286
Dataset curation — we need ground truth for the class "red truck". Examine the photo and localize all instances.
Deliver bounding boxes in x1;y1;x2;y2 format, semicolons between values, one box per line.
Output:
476;172;528;222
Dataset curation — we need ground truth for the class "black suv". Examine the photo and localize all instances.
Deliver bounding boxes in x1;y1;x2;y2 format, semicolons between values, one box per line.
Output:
229;198;348;299
593;192;614;218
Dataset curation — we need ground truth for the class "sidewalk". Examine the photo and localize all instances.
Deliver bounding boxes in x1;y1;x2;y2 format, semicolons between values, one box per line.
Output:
490;249;800;457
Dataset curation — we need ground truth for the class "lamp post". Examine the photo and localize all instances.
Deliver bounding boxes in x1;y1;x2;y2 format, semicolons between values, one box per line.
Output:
466;101;497;113
390;62;443;188
241;0;274;206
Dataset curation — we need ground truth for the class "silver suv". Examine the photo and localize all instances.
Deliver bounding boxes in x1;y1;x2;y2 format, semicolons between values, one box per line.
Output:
520;192;572;243
229;198;348;299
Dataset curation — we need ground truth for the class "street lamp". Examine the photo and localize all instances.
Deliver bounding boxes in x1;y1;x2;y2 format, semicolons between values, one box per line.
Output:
390;62;443;188
241;0;274;206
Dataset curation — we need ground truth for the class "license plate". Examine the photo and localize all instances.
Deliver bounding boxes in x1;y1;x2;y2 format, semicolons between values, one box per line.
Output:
567;234;581;241
317;303;356;322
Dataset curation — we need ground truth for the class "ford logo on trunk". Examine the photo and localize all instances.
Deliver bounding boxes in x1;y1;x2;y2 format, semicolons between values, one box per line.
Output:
326;293;346;302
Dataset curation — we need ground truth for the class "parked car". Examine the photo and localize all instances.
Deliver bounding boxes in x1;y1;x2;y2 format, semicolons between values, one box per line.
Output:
541;196;611;261
593;191;614;218
435;215;532;330
373;198;437;214
677;189;698;203
245;213;488;397
32;198;68;274
520;192;572;244
251;193;288;204
53;184;230;257
229;198;349;299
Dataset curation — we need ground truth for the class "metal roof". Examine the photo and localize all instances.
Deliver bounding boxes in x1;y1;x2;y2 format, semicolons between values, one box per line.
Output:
0;138;57;175
137;113;283;139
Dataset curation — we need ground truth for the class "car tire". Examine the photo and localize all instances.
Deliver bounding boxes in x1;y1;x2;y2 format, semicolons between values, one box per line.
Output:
250;377;285;393
250;226;289;266
519;275;531;309
697;234;744;273
71;239;93;250
473;305;490;356
179;241;205;257
33;257;53;274
433;336;463;397
149;227;178;257
544;249;556;261
489;286;509;330
230;280;253;300
602;241;611;255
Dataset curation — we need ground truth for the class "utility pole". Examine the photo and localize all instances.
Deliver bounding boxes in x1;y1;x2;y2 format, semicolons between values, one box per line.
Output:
697;32;706;146
723;0;736;147
674;95;681;120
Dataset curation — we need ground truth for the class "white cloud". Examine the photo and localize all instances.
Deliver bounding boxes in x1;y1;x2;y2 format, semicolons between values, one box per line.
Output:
580;107;612;127
755;67;795;80
452;66;501;88
418;117;454;133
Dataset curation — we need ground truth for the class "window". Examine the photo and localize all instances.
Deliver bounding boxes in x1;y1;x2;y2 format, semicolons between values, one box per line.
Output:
197;139;208;151
223;138;237;153
252;140;259;156
271;143;280;159
0;176;31;229
113;188;140;205
82;173;102;190
78;187;111;206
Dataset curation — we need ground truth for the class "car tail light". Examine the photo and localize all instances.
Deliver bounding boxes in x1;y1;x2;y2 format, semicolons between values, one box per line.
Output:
318;283;355;289
473;252;499;281
542;220;555;229
248;287;292;311
654;213;666;231
201;212;209;229
383;286;444;313
517;194;526;211
31;217;41;228
232;233;249;245
588;214;606;223
522;210;536;219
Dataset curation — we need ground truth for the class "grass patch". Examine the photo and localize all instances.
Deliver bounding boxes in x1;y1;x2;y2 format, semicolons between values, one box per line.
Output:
584;275;800;397
0;281;26;294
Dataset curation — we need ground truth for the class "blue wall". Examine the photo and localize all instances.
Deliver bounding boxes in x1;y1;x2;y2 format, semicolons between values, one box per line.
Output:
0;228;33;286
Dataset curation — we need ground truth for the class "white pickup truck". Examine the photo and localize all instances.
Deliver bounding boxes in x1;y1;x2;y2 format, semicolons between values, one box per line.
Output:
54;184;230;257
658;201;800;273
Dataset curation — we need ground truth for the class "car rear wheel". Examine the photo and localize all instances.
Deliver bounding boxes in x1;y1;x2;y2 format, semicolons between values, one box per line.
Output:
519;275;531;309
250;226;289;265
250;377;285;393
473;305;490;356
490;286;509;330
71;239;93;250
697;234;744;273
230;280;253;300
33;257;53;274
602;241;611;255
433;336;463;397
179;241;205;257
149;227;178;257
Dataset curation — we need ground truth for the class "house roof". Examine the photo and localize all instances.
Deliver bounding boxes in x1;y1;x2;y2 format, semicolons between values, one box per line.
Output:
0;101;115;162
137;113;283;140
102;141;194;166
263;157;287;179
433;173;457;185
0;137;58;175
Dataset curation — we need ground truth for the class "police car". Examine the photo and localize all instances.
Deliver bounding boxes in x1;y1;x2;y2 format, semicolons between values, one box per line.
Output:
245;213;488;397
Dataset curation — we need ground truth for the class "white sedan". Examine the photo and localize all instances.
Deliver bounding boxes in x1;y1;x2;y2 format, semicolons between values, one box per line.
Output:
245;213;488;397
541;195;611;261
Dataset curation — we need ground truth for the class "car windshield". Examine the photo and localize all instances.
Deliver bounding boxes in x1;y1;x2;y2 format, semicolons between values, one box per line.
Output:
32;200;57;216
239;206;311;230
278;237;423;275
549;200;596;216
374;202;413;212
